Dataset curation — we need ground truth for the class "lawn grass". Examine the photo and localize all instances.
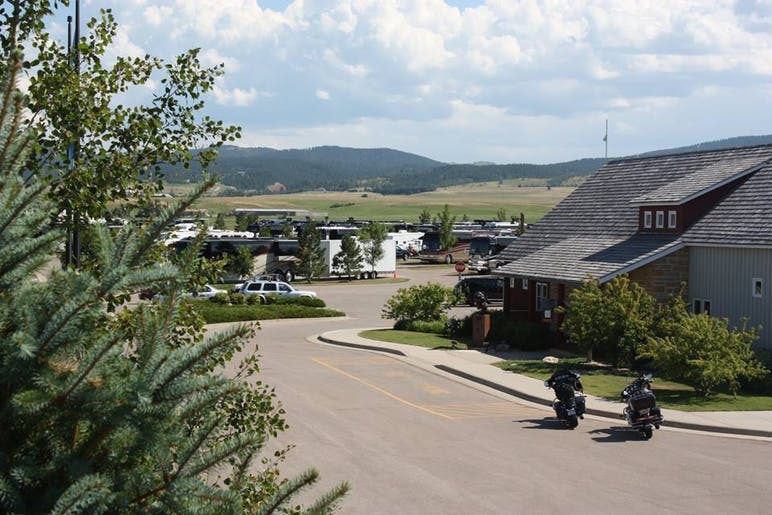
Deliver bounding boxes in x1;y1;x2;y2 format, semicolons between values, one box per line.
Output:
356;331;772;411
164;180;573;224
494;358;772;412
359;329;469;350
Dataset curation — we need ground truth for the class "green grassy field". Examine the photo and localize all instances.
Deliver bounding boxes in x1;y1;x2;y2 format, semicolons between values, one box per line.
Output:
165;179;573;224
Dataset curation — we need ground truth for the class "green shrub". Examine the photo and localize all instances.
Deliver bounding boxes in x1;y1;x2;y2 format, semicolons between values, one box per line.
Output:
559;275;655;366
246;294;262;305
229;292;247;305
211;292;230;305
392;319;446;334
269;296;326;308
639;298;768;396
192;301;344;323
382;282;456;324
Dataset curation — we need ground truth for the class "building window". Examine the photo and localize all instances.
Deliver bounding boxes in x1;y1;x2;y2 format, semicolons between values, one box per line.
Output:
536;282;549;310
668;210;677;229
655;211;665;228
753;278;763;298
693;299;712;315
509;277;515;288
522;278;528;290
643;211;652;229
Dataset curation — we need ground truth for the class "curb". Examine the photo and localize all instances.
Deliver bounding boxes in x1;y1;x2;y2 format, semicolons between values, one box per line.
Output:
317;333;772;439
317;334;406;356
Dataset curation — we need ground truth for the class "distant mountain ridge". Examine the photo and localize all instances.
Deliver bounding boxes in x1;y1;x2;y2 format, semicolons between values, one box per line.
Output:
161;135;772;195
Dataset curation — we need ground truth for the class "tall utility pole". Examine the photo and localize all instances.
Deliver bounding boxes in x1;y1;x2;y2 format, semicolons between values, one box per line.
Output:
603;119;608;159
65;0;81;267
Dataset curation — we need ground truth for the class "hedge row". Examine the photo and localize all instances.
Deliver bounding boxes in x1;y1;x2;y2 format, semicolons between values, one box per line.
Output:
189;300;344;324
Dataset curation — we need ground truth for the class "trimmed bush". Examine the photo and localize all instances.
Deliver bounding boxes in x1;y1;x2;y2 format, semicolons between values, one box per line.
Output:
268;296;327;308
393;319;446;334
211;292;230;305
246;294;262;305
191;301;344;324
230;292;247;305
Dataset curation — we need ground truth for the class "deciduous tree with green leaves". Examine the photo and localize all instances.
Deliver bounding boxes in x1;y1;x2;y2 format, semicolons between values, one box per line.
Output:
559;275;655;366
638;296;767;396
359;222;387;276
1;3;240;230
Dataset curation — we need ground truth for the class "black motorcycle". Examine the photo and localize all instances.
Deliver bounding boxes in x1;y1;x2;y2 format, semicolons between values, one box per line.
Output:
621;373;663;440
544;370;586;429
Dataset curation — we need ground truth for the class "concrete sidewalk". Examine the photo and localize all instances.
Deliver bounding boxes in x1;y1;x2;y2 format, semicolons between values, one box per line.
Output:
315;328;772;439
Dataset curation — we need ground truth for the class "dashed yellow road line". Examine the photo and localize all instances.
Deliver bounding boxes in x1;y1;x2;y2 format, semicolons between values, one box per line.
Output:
423;402;517;419
312;357;454;419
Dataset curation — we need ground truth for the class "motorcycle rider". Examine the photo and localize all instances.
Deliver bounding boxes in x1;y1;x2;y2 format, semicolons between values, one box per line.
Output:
547;368;584;406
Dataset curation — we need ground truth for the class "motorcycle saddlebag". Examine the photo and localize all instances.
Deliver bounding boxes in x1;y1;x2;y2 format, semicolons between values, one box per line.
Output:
630;391;656;412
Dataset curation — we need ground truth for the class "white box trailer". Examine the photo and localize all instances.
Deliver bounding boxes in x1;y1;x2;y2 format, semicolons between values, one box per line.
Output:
321;237;396;279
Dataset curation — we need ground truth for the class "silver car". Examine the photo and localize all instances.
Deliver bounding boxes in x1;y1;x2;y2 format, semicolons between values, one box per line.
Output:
237;280;316;303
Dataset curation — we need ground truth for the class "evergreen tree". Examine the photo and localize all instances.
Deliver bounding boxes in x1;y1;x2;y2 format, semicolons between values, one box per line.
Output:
214;212;227;230
297;222;326;283
437;204;457;250
234;212;249;231
359;222;387;276
334;234;363;281
418;208;432;224
0;51;347;515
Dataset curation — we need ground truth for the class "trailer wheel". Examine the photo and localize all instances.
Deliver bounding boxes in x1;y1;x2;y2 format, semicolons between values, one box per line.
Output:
445;254;453;264
283;270;293;283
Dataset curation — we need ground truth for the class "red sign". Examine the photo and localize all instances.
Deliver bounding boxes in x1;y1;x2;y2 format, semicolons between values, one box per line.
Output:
454;261;466;273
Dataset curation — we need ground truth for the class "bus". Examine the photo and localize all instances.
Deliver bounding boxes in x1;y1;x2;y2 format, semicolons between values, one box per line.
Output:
171;237;300;282
467;234;518;273
417;231;471;264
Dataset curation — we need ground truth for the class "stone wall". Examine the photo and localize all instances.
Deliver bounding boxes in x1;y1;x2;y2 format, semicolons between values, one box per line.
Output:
628;247;689;302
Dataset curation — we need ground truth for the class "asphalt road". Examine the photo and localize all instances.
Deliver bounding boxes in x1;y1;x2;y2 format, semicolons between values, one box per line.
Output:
221;264;772;514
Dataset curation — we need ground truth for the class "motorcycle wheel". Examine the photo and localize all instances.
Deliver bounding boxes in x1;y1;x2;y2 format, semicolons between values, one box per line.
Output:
642;427;653;440
567;415;578;429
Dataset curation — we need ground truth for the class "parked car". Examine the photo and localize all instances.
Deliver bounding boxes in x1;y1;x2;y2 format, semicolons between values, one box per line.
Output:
185;284;227;299
153;284;226;301
453;275;505;305
236;280;317;303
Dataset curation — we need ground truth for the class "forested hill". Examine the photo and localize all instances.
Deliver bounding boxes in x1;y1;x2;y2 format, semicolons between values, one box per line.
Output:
161;145;443;193
161;135;772;195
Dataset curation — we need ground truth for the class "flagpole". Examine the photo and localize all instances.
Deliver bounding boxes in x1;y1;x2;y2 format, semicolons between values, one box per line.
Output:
604;119;608;159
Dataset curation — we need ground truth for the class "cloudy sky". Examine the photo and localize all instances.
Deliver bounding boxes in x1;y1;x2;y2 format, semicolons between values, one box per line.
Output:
59;0;772;163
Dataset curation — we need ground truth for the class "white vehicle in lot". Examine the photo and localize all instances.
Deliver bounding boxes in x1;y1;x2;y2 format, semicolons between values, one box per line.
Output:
236;280;317;303
154;284;226;300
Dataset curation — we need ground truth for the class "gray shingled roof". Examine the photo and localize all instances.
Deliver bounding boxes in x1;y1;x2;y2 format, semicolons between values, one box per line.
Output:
496;145;772;283
500;234;682;283
630;156;768;205
683;164;772;246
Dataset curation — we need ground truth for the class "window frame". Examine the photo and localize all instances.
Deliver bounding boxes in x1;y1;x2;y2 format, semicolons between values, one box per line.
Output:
655;210;665;229
752;278;763;298
643;211;652;229
693;298;712;315
668;210;677;229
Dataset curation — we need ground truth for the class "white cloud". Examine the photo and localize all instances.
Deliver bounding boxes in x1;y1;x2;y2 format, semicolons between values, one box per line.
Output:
97;0;772;163
143;6;173;26
212;84;262;106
